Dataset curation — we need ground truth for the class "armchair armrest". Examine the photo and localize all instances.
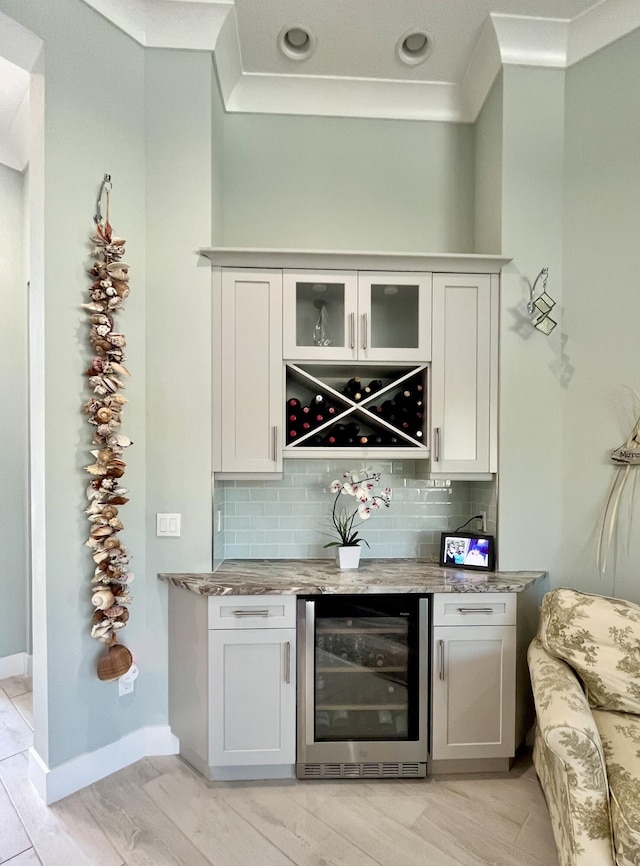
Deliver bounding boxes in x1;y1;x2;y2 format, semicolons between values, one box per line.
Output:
528;638;614;866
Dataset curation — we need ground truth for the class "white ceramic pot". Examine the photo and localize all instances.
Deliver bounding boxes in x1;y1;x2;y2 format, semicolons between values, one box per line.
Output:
336;545;361;570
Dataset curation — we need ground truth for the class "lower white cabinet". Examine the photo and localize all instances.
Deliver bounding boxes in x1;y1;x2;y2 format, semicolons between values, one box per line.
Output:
209;628;295;768
430;593;516;767
168;587;296;781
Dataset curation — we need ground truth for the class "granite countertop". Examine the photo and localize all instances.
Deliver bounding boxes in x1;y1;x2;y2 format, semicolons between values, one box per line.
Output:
158;559;546;596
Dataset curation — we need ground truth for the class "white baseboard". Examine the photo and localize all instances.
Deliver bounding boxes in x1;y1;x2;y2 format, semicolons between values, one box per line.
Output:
0;652;31;680
29;725;179;805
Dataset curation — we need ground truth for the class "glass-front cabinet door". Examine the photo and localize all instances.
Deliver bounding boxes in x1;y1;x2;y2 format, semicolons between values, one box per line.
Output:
283;271;432;362
357;272;432;362
283;271;359;360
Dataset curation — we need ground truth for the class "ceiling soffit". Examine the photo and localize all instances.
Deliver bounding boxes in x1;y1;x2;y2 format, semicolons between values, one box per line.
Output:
77;1;640;122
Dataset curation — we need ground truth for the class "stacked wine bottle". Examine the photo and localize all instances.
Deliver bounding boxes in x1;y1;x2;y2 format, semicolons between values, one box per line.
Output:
286;372;425;447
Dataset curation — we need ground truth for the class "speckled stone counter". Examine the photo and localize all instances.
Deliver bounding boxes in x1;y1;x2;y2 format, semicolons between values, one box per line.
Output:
158;559;545;596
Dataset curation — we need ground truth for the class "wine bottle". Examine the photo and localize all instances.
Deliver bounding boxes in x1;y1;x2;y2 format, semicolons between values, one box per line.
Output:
287;397;301;411
343;376;362;401
331;710;350;731
364;379;383;397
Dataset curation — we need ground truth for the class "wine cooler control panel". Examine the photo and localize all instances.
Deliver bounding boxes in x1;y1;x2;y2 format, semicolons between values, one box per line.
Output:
285;363;428;457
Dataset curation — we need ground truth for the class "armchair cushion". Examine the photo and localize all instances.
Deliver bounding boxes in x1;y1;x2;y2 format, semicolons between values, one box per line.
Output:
593;709;640;866
537;588;640;714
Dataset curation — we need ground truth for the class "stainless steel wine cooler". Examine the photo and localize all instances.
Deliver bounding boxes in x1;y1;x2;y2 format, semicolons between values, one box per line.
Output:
297;595;428;779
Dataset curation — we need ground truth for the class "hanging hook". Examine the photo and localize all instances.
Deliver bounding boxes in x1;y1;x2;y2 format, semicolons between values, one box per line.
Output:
527;267;548;314
94;173;112;225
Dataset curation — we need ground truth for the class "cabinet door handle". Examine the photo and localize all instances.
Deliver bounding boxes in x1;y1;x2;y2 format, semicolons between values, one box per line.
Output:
362;313;368;350
272;426;278;462
438;639;445;680
434;427;441;462
457;607;495;614
284;641;291;684
233;609;270;617
349;312;355;349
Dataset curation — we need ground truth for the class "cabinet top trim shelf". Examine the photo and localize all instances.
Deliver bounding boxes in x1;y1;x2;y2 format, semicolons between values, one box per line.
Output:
200;247;512;274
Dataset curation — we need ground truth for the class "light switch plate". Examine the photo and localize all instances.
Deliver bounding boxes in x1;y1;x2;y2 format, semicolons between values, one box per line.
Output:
157;513;181;537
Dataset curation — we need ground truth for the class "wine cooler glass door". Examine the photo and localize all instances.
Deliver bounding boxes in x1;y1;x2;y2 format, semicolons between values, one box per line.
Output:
310;595;423;744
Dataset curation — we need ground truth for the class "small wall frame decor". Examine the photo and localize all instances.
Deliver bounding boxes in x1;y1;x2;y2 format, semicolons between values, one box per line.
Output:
440;531;496;571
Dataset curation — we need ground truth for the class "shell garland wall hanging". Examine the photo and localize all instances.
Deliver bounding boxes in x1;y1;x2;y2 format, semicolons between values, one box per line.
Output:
84;175;134;681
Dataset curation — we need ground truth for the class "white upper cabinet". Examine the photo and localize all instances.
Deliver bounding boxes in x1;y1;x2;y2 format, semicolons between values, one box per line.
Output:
213;268;283;476
430;273;498;475
283;270;432;362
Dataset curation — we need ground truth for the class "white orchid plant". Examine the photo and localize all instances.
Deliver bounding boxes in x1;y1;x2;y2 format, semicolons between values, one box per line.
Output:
323;468;392;548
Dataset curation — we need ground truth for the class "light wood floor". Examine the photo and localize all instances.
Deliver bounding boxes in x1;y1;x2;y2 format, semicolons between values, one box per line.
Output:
0;675;559;866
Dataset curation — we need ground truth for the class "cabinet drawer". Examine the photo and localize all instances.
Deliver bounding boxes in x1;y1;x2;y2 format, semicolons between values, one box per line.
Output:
432;593;516;626
208;595;297;629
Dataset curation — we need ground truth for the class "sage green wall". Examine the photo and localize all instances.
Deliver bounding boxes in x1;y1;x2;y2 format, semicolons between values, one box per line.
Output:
497;67;565;575
0;162;29;660
474;73;503;254
220;113;475;252
562;29;640;602
144;48;213;719
0;0;147;767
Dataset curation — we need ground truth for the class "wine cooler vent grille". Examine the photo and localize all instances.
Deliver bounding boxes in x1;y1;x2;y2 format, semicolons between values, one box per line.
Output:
298;762;426;779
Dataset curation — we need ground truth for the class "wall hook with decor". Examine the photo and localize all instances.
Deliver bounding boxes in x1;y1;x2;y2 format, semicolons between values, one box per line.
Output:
527;267;557;335
94;173;112;225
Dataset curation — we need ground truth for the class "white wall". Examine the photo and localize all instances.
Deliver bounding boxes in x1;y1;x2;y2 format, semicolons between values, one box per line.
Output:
0;162;29;660
562;29;640;602
220;112;475;253
497;67;565;576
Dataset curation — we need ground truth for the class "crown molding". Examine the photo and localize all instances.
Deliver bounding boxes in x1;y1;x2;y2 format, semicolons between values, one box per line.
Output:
78;1;640;123
567;0;640;66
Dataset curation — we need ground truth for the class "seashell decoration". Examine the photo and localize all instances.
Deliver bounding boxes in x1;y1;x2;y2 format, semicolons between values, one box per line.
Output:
85;180;133;680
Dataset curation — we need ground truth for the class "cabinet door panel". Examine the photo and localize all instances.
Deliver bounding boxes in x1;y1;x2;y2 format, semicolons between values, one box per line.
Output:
219;270;282;473
430;274;496;474
358;272;432;362
283;271;358;360
431;625;515;760
210;628;295;766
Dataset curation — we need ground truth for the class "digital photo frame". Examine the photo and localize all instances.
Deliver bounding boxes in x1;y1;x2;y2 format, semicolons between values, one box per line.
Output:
439;531;495;572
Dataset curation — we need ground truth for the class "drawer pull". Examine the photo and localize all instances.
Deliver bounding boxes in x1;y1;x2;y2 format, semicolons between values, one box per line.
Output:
457;607;495;614
233;609;271;617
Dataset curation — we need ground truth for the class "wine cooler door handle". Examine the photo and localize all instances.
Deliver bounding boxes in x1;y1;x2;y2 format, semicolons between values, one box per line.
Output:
434;427;441;463
284;641;291;684
349;312;355;349
362;313;368;350
438;639;445;680
272;425;278;462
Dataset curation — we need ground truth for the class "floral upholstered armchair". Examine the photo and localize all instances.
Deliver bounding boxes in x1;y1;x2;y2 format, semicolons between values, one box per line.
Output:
528;588;640;866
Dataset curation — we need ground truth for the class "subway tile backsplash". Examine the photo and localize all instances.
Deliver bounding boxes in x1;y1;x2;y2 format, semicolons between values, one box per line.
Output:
213;460;496;565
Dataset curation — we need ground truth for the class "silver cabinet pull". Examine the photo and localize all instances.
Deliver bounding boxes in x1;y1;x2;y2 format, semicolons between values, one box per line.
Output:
284;641;291;684
233;609;270;617
438;639;445;680
362;313;368;350
434;427;441;462
349;312;355;349
272;426;278;462
457;607;495;614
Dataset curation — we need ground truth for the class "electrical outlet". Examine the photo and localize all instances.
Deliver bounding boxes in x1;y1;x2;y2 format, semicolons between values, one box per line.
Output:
118;677;134;697
480;511;487;533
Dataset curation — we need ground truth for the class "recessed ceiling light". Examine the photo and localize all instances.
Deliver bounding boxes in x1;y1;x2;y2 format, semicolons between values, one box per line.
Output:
396;30;432;66
278;25;316;61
